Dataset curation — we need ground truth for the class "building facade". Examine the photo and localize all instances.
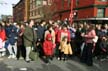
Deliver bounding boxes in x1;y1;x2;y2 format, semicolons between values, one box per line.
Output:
13;0;29;22
29;0;54;21
13;0;25;22
76;0;108;23
29;0;76;21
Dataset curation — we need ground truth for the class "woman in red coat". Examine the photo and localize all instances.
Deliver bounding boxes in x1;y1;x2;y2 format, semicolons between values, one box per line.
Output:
43;33;54;64
0;23;6;57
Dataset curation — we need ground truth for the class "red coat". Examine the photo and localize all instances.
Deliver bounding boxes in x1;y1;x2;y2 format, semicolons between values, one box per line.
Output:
57;29;71;43
0;29;6;41
43;34;54;56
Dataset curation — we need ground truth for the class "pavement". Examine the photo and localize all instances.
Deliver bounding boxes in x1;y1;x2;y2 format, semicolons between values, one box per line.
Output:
0;56;108;71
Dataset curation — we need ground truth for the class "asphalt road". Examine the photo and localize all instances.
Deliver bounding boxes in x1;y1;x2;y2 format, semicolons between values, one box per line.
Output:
0;57;108;71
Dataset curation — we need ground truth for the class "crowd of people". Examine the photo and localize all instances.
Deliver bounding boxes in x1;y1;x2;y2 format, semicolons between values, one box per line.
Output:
0;19;108;66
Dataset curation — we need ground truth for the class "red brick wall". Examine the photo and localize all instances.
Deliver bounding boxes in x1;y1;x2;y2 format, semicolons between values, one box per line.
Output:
105;8;108;17
94;7;97;17
78;0;95;7
51;0;71;20
78;8;95;19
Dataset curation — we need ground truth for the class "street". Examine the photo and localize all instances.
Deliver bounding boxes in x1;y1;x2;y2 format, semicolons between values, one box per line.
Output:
0;57;108;71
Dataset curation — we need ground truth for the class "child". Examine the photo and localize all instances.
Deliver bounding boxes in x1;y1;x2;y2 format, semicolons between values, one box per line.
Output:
99;36;108;61
59;36;73;61
43;33;54;64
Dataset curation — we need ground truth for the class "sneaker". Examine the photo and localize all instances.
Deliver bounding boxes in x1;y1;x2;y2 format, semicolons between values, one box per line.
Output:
1;52;5;56
100;58;106;61
57;57;60;60
26;60;30;63
8;55;12;59
12;55;16;59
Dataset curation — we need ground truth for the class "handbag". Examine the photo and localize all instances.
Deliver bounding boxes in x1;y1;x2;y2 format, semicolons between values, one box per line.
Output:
29;50;39;61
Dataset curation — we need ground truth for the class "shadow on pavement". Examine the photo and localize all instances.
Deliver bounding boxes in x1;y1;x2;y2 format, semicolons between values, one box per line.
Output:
0;62;11;71
36;64;65;71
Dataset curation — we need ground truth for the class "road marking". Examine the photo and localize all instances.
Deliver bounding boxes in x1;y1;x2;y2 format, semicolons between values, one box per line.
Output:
19;68;27;71
7;65;13;69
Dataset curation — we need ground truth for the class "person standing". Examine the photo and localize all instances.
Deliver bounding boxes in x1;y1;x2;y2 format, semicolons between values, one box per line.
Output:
23;20;36;62
0;23;6;57
43;33;54;64
5;22;19;59
16;24;26;60
36;20;46;58
81;24;96;66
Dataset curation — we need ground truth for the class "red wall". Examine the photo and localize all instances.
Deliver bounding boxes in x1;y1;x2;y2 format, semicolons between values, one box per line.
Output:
78;8;95;19
77;0;108;19
78;0;95;7
52;0;76;21
105;8;108;17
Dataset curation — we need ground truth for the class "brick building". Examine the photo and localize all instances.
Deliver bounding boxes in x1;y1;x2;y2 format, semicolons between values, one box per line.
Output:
13;0;29;22
29;0;76;21
29;0;55;21
76;0;108;24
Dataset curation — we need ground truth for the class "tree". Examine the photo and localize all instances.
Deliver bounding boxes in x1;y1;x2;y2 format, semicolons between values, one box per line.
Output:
40;0;57;20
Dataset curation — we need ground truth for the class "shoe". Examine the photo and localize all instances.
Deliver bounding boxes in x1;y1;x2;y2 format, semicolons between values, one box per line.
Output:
8;55;12;59
46;62;51;65
1;52;5;56
12;55;16;59
100;58;106;61
57;57;60;60
26;60;30;63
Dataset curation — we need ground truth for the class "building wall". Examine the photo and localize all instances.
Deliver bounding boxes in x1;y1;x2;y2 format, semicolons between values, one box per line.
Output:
105;8;108;17
78;8;95;19
78;0;95;7
77;0;108;19
13;0;25;22
51;0;74;21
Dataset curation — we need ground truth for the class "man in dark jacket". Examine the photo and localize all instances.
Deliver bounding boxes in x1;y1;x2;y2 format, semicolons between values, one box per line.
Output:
36;20;46;58
5;22;19;59
23;20;37;62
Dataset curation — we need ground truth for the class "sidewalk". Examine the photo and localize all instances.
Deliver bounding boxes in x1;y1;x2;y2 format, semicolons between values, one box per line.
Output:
0;57;107;71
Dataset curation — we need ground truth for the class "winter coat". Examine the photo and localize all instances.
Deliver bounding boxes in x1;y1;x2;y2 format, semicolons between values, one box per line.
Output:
0;29;6;42
84;29;96;43
23;26;36;47
0;29;6;48
57;29;71;43
44;30;55;44
59;41;73;55
6;25;19;45
43;34;54;56
36;25;46;42
17;28;24;46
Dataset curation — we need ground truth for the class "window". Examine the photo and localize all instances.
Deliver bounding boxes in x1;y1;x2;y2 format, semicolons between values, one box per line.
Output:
68;0;71;7
48;0;53;5
76;0;79;6
42;0;47;5
36;0;42;6
97;8;105;17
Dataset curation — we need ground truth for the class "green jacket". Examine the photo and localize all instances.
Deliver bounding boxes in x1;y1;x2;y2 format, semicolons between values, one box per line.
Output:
23;26;37;47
